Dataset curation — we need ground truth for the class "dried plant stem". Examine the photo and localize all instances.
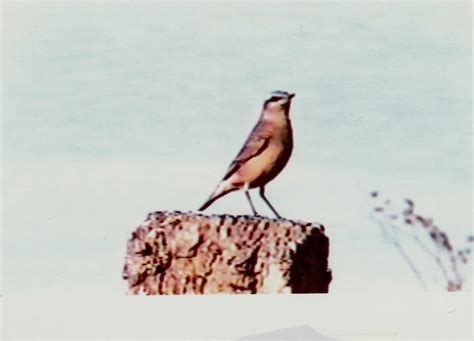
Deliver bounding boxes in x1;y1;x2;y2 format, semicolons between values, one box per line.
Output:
372;216;428;290
389;222;462;289
386;222;452;284
412;234;452;284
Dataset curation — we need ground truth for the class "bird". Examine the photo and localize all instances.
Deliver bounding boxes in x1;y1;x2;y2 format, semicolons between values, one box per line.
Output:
198;90;295;218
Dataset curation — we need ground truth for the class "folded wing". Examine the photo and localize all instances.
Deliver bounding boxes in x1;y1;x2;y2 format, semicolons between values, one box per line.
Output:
223;123;270;181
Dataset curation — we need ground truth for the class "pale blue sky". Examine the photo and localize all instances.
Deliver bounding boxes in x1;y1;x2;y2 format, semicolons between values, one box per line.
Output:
2;2;472;336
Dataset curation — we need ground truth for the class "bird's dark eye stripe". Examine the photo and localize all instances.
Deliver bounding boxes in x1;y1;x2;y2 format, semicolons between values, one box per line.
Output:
270;96;282;101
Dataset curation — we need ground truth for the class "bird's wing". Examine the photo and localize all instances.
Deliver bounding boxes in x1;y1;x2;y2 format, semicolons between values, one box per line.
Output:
222;123;271;181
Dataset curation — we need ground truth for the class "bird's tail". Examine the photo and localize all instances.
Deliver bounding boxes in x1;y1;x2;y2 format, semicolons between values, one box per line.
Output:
198;181;237;212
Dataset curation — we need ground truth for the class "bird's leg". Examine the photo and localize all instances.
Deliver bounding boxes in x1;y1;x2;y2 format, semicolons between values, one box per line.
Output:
259;187;282;219
245;190;259;216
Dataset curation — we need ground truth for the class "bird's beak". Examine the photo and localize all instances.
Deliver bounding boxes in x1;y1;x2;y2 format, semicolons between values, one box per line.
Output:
288;93;295;99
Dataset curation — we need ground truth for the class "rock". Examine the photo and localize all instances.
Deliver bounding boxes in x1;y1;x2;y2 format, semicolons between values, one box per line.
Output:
123;211;331;294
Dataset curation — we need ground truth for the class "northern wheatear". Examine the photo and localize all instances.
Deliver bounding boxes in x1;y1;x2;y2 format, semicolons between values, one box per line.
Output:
198;90;295;218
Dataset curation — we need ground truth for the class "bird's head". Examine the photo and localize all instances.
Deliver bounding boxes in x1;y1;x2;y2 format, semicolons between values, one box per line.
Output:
262;90;295;115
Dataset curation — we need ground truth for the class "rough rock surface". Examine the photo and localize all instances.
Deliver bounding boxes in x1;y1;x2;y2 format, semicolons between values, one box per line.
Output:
123;211;331;294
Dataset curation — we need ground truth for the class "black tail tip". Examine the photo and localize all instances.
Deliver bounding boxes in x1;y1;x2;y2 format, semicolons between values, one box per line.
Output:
197;203;208;212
